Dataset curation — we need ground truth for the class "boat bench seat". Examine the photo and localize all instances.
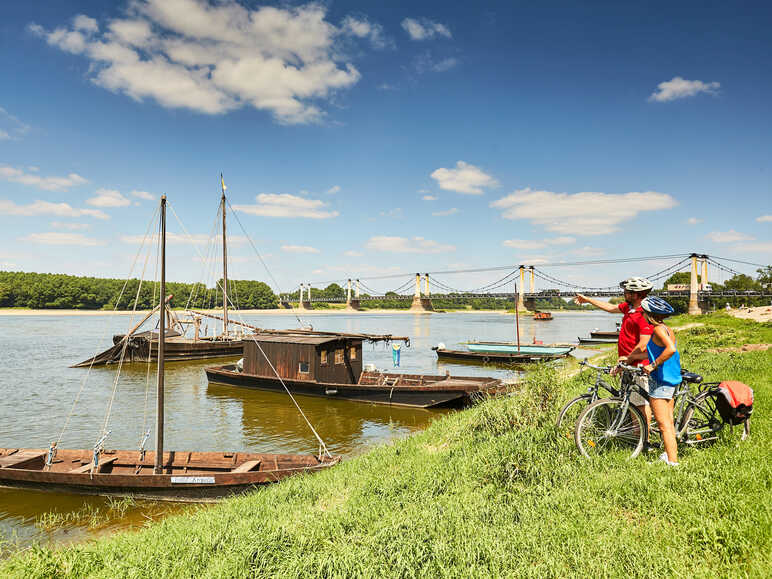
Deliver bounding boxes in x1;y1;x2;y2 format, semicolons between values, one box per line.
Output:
70;456;119;473
231;459;261;473
0;452;46;469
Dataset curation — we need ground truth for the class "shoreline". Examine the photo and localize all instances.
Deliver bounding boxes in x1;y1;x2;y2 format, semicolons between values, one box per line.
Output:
0;308;595;317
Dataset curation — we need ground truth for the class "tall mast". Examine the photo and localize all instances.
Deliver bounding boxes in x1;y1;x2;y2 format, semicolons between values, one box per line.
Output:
221;174;228;337
154;195;166;474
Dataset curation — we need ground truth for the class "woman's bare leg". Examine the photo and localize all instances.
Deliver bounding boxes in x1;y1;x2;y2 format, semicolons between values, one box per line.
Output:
651;398;677;463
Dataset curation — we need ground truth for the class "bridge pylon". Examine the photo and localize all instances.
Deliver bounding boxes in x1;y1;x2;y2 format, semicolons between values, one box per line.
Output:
688;254;702;315
345;278;360;311
299;283;312;311
410;273;434;312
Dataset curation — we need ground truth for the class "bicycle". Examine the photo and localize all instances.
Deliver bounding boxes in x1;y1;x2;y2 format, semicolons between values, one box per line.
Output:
574;363;750;459
555;361;621;439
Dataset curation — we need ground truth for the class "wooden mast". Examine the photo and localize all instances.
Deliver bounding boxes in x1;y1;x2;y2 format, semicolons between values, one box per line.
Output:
514;282;521;352
154;195;166;474
221;174;228;338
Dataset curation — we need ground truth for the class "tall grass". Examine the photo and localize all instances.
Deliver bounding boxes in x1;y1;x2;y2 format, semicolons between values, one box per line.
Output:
2;313;770;577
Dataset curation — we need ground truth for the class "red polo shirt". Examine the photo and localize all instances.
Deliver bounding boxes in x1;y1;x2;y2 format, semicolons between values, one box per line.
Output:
617;302;653;364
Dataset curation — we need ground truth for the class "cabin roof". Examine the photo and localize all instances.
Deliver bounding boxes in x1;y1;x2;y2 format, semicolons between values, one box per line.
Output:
249;334;356;346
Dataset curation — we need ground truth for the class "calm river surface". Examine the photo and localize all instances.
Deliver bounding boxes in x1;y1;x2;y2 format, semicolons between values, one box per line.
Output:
0;310;612;552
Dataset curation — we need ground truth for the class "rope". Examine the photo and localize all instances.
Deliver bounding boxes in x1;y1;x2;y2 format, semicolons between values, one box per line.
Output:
55;204;160;446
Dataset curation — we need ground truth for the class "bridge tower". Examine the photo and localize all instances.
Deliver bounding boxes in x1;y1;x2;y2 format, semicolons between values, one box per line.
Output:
345;278;360;311
299;283;312;311
688;254;702;315
521;266;538;311
409;273;434;312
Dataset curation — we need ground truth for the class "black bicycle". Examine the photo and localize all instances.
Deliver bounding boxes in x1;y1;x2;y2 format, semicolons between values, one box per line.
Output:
555;361;621;439
574;364;750;459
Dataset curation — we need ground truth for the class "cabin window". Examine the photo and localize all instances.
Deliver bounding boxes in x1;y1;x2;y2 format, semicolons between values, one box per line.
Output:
335;349;344;364
350;346;357;360
298;361;310;374
320;350;328;365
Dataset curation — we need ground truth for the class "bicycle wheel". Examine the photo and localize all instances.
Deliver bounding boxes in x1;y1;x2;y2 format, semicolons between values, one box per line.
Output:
575;398;646;459
556;394;593;438
678;391;724;445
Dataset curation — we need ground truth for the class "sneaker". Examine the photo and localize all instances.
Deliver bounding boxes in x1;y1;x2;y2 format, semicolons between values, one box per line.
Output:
658;452;679;467
644;442;661;453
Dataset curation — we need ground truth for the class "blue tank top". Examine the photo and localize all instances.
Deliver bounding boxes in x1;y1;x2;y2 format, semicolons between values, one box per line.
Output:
647;333;681;386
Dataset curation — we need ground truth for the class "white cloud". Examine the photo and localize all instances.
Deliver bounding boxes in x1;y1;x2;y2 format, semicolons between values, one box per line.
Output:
0;165;87;191
413;52;458;74
326;185;341;194
649;76;720;102
30;2;375;125
340;16;391;49
401;18;451;41
0;106;31;140
490;188;678;235
756;215;772;223
422;195;438;201
432;208;459;216
281;244;320;254
0;199;108;219
131;189;156;200
502;236;575;249
706;230;754;243
430;161;498;195
87;188;131;207
233;193;338;219
344;250;363;257
365;236;455;254
20;232;104;246
51;221;90;230
686;217;702;225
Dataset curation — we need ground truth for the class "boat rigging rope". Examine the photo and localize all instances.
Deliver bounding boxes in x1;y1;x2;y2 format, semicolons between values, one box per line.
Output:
140;228;161;451
54;204;160;448
169;202;334;458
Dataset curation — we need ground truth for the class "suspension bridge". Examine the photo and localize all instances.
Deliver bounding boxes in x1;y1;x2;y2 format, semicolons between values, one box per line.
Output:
279;253;771;315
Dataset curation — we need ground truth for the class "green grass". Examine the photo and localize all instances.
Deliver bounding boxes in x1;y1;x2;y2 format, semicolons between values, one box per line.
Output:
2;313;770;577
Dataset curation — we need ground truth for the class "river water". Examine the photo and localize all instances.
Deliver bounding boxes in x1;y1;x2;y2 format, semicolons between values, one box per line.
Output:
0;310;612;552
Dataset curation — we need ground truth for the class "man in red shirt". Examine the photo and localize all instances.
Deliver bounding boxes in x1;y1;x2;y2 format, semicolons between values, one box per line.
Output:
575;277;654;424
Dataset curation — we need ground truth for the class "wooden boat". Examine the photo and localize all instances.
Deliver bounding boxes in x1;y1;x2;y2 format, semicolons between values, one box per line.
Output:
578;336;617;346
73;179;246;368
1;196;338;501
589;329;619;339
433;347;570;364
464;342;574;356
533;311;553;320
205;336;505;408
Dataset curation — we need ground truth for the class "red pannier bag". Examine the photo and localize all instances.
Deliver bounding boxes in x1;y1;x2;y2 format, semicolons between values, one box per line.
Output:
714;381;754;425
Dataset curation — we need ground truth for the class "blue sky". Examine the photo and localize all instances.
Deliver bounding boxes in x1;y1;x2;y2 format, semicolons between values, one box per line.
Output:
1;0;770;293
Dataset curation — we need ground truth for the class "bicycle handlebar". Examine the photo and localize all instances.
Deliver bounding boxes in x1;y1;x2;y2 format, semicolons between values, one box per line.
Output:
579;360;612;372
615;362;646;375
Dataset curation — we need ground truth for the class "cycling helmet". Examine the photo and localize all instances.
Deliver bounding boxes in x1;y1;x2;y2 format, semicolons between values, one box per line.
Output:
619;277;653;292
641;296;675;316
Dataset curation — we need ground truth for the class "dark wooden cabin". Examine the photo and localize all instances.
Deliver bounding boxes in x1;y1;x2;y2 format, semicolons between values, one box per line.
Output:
243;335;364;384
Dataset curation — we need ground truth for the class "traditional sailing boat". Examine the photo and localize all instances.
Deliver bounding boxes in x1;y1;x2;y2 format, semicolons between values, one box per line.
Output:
73;176;245;367
0;196;339;501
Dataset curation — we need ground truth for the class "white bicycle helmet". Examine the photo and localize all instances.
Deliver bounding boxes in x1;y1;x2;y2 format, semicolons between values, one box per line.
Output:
619;277;653;292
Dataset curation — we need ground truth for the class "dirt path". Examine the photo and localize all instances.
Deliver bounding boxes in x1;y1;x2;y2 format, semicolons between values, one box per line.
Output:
726;306;772;323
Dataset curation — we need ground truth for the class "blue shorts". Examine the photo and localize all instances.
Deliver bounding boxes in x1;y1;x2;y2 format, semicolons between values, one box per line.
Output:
649;379;677;400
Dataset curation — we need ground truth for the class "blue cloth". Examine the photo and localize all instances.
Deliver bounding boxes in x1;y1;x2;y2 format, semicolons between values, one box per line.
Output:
646;334;681;387
392;343;401;367
648;379;676;400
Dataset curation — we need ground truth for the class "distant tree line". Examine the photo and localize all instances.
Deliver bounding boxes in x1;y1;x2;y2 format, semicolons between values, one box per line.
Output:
0;271;277;310
661;268;772;313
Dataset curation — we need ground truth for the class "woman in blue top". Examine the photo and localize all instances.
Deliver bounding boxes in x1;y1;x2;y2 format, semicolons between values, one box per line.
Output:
629;296;681;466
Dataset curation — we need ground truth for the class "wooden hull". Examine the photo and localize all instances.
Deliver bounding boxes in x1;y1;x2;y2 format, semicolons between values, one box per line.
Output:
205;366;503;408
589;331;619;339
0;448;338;502
434;348;570;364
578;337;617;345
73;336;244;367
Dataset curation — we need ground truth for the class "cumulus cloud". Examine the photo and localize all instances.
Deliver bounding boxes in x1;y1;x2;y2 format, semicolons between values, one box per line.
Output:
502;236;575;249
430;161;498;195
649;76;720;102
686;217;702;225
281;244;320;254
0;199;108;219
0;165;87;191
365;236;455;254
412;52;458;73
87;188;131;207
131;190;156;200
326;185;341;194
756;215;772;223
422;194;438;201
706;230;754;243
30;1;376;124
233;193;338;219
20;232;104;246
401;18;451;41
490;188;678;236
432;208;459;216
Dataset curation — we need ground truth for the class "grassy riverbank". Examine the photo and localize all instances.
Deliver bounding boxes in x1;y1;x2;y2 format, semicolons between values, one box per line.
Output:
3;313;770;577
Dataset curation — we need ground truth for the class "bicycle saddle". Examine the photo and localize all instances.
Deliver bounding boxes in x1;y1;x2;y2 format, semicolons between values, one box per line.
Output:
681;371;703;384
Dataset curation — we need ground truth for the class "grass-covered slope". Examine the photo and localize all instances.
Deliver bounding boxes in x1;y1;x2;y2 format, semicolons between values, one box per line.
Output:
3;313;770;577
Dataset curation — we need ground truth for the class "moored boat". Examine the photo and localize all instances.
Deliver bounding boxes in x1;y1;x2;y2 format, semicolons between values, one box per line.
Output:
533;311;553;320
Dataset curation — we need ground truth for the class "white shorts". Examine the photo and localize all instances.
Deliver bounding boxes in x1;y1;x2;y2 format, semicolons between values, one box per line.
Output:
630;374;650;406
